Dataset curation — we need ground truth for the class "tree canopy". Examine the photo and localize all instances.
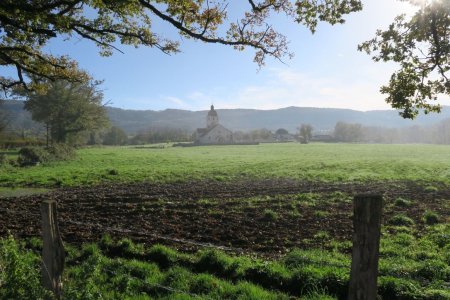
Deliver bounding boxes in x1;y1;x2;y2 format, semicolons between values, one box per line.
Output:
298;124;313;142
1;0;448;118
334;121;363;142
359;0;450;119
0;0;362;92
24;79;108;144
103;126;128;145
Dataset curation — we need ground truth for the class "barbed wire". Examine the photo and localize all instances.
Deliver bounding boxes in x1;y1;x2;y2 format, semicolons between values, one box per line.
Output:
64;219;242;253
63;219;353;269
5;207;444;290
62;219;444;286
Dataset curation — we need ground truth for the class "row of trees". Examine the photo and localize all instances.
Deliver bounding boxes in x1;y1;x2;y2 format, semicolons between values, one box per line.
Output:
130;128;193;145
116;119;450;145
332;120;450;144
333;122;363;143
98;126;311;145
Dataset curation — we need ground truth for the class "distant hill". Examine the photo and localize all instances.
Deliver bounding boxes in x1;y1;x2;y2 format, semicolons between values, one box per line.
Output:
106;105;450;134
3;100;450;134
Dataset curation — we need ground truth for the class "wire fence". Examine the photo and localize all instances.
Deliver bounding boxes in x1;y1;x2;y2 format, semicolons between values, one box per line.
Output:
4;209;441;286
64;219;243;252
62;218;442;287
7;198;443;299
63;219;353;268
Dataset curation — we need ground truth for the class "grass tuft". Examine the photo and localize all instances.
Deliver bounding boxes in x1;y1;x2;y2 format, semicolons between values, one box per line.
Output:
423;210;440;225
389;214;415;226
394;197;411;207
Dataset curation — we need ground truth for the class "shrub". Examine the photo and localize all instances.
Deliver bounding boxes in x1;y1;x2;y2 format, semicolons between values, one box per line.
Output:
47;143;76;161
17;145;76;167
423;210;440;225
17;146;50;166
0;236;51;299
389;214;415;226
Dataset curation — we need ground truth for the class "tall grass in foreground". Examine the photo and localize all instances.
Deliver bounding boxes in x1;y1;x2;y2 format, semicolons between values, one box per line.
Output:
1;224;449;300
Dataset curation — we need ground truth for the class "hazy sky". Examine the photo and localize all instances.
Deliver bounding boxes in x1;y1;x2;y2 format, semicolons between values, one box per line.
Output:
32;0;450;111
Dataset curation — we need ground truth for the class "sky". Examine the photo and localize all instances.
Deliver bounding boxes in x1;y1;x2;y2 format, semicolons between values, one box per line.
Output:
16;0;450;111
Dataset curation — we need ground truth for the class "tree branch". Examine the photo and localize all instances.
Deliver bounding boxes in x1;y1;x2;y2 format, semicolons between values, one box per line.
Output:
139;0;274;56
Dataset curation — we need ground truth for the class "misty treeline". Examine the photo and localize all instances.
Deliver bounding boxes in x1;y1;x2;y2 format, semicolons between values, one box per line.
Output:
4;101;450;146
333;120;450;144
76;126;193;145
129;127;193;144
233;129;274;142
96;119;450;144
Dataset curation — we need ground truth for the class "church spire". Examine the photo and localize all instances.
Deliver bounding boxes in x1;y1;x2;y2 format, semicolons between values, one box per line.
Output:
207;104;219;128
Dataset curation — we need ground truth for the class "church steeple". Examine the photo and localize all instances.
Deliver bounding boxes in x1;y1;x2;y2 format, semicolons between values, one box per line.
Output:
207;104;219;128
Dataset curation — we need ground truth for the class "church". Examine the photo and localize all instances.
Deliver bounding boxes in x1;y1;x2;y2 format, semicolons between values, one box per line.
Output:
195;105;233;145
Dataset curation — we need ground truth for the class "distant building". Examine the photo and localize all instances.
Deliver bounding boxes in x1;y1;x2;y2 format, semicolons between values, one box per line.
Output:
310;134;335;142
195;105;233;145
273;133;296;142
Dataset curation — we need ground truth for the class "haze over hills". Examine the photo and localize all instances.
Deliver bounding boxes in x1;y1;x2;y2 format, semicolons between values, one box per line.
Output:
3;100;450;134
106;105;450;134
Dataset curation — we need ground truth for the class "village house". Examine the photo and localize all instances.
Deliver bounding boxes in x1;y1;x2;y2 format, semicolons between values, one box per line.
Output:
195;105;233;145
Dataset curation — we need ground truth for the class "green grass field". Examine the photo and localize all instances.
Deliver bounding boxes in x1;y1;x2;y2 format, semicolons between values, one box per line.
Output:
1;143;450;187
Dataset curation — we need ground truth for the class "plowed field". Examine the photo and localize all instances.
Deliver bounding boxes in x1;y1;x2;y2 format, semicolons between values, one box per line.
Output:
1;180;448;257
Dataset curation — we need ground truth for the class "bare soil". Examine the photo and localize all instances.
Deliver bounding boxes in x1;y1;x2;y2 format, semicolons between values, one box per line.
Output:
1;179;448;257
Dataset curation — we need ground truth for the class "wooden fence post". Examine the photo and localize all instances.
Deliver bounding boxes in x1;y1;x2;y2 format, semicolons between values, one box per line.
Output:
41;200;65;299
348;194;383;300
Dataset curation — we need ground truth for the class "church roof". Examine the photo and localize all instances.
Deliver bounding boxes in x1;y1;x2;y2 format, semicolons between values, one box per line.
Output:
196;124;217;137
197;123;231;138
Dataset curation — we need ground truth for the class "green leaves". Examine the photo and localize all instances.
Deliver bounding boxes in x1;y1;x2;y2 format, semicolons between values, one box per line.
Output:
24;78;109;144
1;0;364;92
359;0;450;119
295;0;363;33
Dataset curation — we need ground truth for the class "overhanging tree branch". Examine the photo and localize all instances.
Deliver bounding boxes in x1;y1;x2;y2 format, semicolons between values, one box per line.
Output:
1;0;363;95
